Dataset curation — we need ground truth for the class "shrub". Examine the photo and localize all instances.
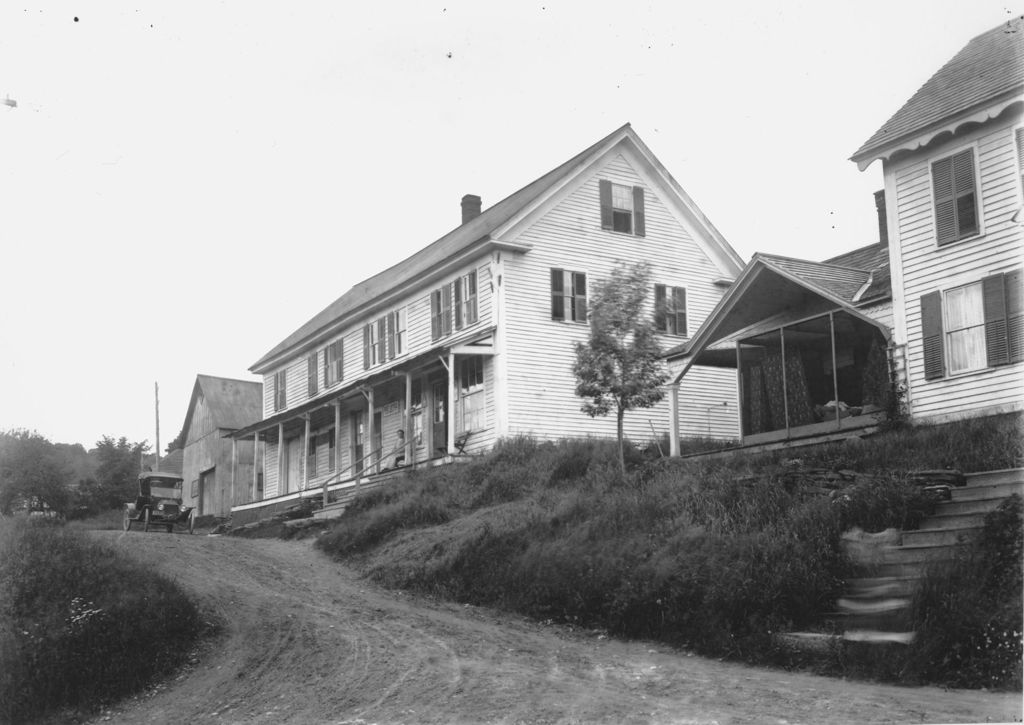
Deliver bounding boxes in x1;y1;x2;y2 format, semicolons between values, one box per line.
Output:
0;519;202;723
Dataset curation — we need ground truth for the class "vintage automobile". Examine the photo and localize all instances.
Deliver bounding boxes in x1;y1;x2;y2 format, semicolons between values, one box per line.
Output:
123;471;195;533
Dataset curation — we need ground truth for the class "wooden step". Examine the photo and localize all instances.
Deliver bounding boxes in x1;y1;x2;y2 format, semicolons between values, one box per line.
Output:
845;576;920;598
951;480;1024;502
901;526;981;547
933;497;1010;516
963;468;1024;487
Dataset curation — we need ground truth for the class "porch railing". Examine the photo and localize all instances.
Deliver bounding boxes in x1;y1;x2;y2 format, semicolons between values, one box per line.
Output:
318;446;384;509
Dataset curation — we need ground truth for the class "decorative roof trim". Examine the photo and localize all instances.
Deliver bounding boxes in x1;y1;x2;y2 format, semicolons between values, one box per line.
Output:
853;94;1023;171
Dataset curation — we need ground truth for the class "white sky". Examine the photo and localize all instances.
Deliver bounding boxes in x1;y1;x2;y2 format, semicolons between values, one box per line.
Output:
1;0;1019;449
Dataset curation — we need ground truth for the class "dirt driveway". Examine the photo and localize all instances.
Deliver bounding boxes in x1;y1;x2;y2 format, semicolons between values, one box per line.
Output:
91;531;1021;725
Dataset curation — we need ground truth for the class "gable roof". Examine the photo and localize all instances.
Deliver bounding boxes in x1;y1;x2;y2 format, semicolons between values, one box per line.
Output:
852;18;1024;168
664;243;892;375
250;124;744;374
181;375;263;440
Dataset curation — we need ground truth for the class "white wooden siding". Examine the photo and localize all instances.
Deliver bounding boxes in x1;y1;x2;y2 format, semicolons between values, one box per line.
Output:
889;120;1024;421
501;152;739;443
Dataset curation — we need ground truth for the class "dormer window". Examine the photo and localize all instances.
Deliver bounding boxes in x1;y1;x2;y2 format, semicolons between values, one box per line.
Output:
599;179;646;236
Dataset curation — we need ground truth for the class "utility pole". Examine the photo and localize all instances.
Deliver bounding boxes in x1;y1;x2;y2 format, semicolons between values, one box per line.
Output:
155;382;161;471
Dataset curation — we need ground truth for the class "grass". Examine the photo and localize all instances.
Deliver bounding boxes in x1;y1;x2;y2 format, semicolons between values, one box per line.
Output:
314;413;1022;687
0;518;204;723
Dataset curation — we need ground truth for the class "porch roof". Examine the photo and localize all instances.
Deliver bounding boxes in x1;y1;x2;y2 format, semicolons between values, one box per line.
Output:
230;328;495;439
664;251;890;380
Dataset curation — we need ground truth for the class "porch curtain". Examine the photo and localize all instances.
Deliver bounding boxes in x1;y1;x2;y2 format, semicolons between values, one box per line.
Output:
761;350;814;431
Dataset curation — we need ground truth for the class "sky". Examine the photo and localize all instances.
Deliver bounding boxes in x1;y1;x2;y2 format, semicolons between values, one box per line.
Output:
1;0;1020;450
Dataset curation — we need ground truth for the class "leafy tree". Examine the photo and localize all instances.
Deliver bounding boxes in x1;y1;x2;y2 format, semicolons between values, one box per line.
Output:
87;436;150;511
0;430;71;516
573;261;668;474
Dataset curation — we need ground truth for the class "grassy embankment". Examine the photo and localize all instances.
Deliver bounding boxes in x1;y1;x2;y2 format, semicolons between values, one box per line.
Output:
316;413;1023;688
0;519;204;724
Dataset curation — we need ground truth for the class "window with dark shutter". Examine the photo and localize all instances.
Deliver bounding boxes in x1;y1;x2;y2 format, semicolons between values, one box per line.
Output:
551;269;587;322
454;276;463;329
431;290;442;340
274;370;287;411
932;148;978;245
1006;269;1024;363
921;291;945;380
654;284;686;335
465;271;478;325
441;285;452;336
673;286;687;336
324;340;343;386
573;272;587;321
362;325;371;369
633;186;645;237
375;317;386;364
551;269;565;321
599;179;613;230
386;312;397;360
307;353;318;397
983;273;1010;366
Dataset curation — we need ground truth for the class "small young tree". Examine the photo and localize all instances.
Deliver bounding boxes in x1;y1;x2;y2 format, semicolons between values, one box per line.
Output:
573;261;668;474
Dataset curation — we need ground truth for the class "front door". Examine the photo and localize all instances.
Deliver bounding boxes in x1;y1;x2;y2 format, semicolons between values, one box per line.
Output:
431;379;447;457
286;437;302;492
351;411;364;476
199;467;216;516
372;411;383;472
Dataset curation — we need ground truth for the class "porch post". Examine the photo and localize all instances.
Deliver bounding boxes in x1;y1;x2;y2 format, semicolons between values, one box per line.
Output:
277;422;285;494
252;430;260;497
780;327;790;437
447;351;456;456
405;372;413;467
303;415;311;489
829;312;840;430
334;401;342;474
668;383;680;457
253;431;259;500
735;341;745;442
230;436;238;508
367;386;376;474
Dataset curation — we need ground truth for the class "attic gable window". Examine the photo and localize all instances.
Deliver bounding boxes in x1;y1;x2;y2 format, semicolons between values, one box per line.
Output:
932;148;979;246
654;284;687;336
599;179;646;236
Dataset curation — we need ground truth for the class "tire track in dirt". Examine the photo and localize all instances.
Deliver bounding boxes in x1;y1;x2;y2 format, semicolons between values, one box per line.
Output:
90;531;1022;725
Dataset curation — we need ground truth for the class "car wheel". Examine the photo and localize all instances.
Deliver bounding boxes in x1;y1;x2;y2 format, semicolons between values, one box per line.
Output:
143;508;151;532
123;509;132;532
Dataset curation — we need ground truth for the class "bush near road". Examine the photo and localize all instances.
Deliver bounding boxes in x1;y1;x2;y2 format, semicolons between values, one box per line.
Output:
0;519;202;724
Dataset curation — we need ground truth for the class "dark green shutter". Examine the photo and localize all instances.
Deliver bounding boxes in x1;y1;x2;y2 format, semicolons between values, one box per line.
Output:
386;312;396;360
633;186;645;237
454;277;463;329
551;269;565;320
654;284;666;331
932;156;957;245
674;287;687;336
308;353;317;396
983;273;1009;366
363;325;371;369
431;290;441;340
1005;269;1023;363
599;179;612;230
442;285;452;336
921;291;945;380
574;273;587;321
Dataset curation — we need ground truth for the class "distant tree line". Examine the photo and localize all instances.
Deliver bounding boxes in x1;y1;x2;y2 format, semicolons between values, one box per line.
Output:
0;430;149;519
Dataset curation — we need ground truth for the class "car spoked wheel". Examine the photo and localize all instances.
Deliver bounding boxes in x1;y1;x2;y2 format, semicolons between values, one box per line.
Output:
188;511;195;535
123;508;132;532
143;508;151;532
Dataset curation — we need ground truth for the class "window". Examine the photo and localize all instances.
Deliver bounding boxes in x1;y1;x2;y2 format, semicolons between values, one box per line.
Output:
431;286;453;340
273;370;287;411
364;310;407;368
920;269;1023;379
932;148;978;245
307;352;318;397
410;379;424;446
655;284;687;336
455;271;478;329
387;309;406;359
326;430;336;473
599;179;646;236
551;269;587;322
307;435;318;479
459;356;484;432
323;339;343;387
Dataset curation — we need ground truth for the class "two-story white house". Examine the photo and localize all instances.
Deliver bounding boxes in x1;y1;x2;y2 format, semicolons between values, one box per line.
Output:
228;124;745;523
850;18;1023;424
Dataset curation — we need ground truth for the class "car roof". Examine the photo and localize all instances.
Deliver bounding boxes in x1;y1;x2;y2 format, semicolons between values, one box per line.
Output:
138;471;184;483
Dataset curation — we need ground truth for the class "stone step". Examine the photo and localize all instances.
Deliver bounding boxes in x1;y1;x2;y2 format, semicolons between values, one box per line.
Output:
845;576;920;599
836;596;909;614
901;525;981;547
933;497;1009;516
843;629;915;644
963;468;1024;487
951;480;1024;502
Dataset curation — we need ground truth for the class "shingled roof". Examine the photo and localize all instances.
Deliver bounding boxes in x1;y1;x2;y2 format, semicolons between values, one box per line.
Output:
852;17;1024;167
250;124;631;373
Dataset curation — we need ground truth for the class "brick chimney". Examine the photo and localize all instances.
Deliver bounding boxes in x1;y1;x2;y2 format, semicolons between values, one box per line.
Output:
461;194;482;224
874;189;888;246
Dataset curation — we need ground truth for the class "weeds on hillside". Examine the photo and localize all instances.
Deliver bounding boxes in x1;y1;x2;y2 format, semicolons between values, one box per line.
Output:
0;519;203;723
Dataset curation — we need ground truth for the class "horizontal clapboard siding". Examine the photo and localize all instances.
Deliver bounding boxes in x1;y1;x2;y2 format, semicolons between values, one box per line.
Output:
501;152;738;443
890;121;1024;421
262;259;493;416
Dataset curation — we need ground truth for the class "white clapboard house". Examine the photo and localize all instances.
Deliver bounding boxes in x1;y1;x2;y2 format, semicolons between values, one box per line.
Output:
228;124;744;523
666;18;1023;448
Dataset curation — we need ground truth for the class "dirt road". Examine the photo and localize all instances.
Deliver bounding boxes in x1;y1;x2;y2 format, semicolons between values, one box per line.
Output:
92;531;1020;725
